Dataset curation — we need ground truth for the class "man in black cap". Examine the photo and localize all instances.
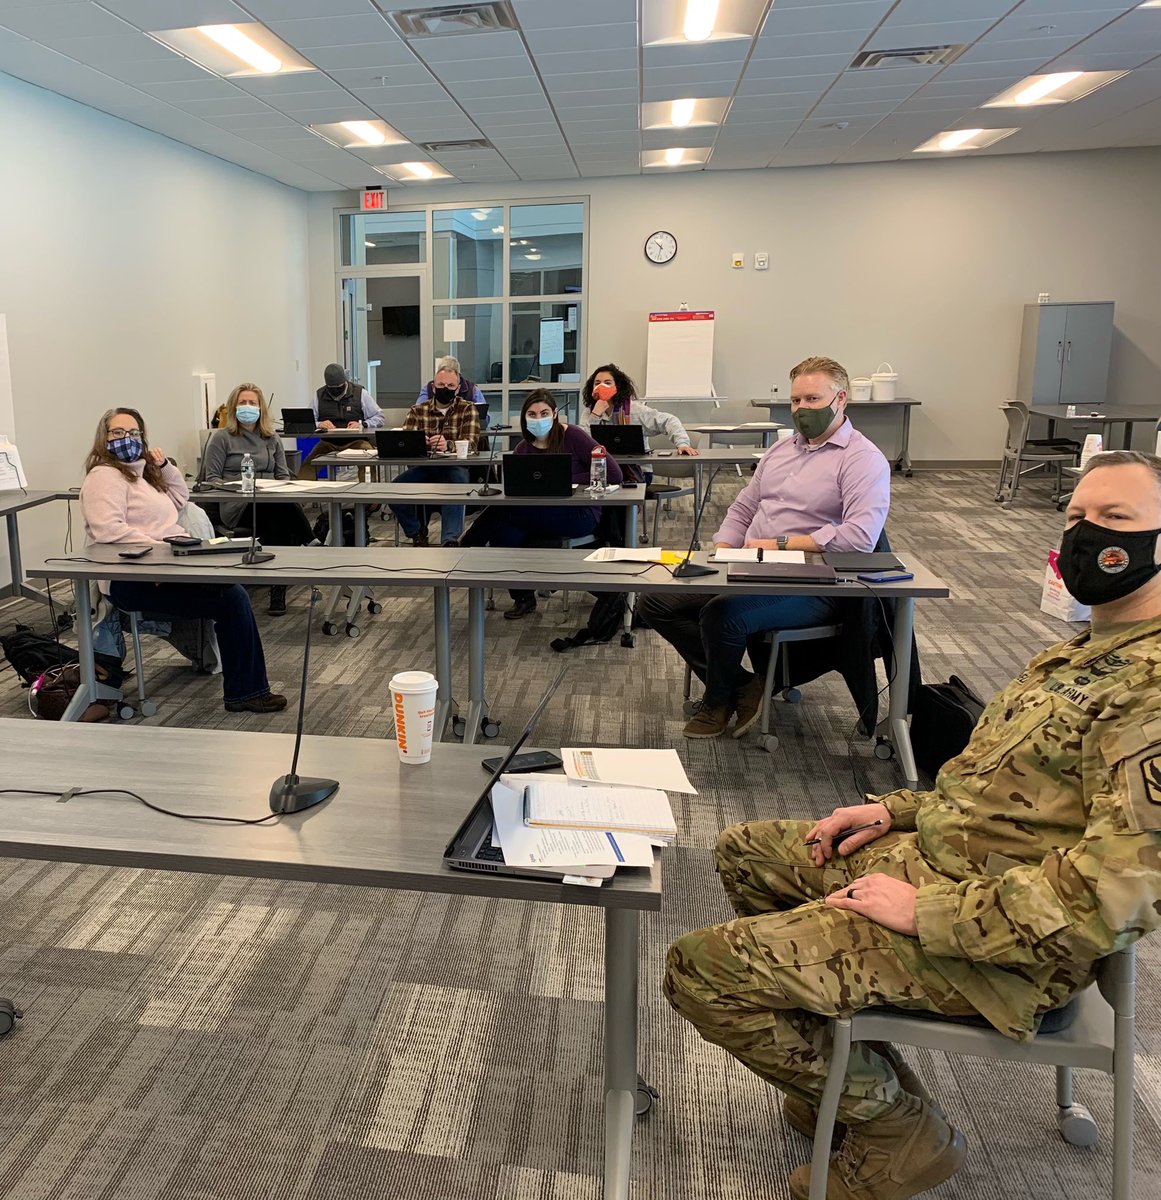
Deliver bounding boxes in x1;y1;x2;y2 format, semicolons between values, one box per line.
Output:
297;363;384;478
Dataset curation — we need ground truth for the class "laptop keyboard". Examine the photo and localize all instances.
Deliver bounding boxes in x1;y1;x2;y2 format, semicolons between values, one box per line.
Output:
475;830;505;862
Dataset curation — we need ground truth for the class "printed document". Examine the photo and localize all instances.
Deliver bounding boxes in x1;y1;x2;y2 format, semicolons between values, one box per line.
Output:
562;747;696;794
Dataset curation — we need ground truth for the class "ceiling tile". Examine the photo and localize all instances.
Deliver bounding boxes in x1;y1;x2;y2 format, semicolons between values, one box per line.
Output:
263;14;398;49
886;0;1014;20
300;42;419;71
0;3;130;39
749;30;872;59
97;0;251;27
536;47;639;72
742;53;854;78
643;40;752;68
136;77;245;101
416;29;525;62
523;22;637;54
512;0;638;30
868;20;1004;46
761;2;894;37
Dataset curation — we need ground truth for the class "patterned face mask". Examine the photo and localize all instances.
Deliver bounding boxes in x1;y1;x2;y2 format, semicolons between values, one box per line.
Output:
108;436;144;463
1058;518;1161;605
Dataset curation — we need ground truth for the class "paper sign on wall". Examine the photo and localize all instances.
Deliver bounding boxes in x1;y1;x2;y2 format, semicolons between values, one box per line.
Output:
540;317;565;366
0;436;27;491
645;311;715;398
442;318;466;342
0;315;14;439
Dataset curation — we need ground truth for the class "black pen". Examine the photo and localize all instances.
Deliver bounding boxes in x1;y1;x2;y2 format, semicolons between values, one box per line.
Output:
805;819;883;846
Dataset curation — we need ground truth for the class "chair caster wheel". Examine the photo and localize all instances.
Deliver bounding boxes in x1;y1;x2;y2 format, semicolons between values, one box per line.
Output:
345;623;360;639
485;597;495;611
635;1076;658;1117
760;734;779;753
874;738;894;761
54;613;74;633
781;687;802;704
118;704;135;721
0;998;22;1037
682;700;699;716
452;716;467;740
1057;1104;1099;1147
480;718;501;739
140;701;159;717
367;600;383;615
322;621;339;636
620;633;635;648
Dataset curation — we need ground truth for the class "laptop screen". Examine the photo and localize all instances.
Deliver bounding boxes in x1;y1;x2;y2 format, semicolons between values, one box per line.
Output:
442;667;567;856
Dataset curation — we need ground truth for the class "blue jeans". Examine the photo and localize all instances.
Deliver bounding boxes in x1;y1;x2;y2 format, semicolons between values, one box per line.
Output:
108;581;270;704
389;464;470;541
638;592;840;708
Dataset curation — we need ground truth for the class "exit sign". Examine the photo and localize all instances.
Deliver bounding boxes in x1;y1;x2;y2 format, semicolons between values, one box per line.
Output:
361;189;385;211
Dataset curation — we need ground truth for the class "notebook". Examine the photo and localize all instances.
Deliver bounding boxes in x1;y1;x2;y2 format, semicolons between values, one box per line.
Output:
521;780;677;841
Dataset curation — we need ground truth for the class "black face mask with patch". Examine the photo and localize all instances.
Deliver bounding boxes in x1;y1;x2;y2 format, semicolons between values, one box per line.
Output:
1058;518;1161;606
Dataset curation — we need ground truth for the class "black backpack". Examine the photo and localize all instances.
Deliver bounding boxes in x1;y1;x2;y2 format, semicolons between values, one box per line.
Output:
1;625;124;690
909;674;986;779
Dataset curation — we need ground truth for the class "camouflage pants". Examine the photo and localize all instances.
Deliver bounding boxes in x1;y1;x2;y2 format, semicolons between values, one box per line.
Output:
663;820;980;1122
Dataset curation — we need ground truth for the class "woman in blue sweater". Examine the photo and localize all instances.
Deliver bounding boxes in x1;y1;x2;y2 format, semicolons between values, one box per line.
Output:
460;389;623;619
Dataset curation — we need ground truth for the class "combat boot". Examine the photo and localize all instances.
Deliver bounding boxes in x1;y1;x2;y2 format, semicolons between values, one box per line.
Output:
788;1094;965;1200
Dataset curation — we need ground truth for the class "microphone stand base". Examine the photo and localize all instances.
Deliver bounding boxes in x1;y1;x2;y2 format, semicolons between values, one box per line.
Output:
242;550;276;565
672;561;718;578
476;486;501;496
269;775;338;814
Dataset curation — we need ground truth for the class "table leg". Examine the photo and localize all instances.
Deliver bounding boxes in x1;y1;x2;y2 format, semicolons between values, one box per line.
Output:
3;510;51;607
604;907;640;1200
341;502;373;631
896;406;914;477
433;587;456;741
320;500;346;624
464;586;487;745
886;597;918;788
626;503;638;550
1121;421;1134;452
60;578;98;722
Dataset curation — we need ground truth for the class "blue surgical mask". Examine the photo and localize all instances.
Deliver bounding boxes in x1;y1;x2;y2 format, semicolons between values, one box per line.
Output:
236;405;261;426
108;436;144;463
526;416;554;438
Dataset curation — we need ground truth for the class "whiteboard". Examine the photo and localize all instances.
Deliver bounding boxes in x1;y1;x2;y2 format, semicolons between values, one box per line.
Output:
645;311;715;398
539;317;565;366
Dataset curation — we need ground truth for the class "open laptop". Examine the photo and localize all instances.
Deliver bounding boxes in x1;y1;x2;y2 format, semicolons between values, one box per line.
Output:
281;407;318;435
444;667;616;881
591;424;645;456
502;453;574;498
376;429;428;458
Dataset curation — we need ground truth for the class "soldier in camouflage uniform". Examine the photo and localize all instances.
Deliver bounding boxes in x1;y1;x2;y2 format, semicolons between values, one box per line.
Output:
664;450;1161;1200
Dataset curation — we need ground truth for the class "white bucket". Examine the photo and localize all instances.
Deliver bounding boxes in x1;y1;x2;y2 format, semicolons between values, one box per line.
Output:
870;362;897;403
850;377;872;403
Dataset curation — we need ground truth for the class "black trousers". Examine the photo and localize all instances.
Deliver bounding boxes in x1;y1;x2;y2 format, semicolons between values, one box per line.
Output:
252;502;314;547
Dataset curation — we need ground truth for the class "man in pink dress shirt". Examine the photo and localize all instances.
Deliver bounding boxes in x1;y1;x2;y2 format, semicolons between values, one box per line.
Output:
639;356;891;739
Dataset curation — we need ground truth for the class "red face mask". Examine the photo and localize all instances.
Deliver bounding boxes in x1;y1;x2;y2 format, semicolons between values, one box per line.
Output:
592;381;617;403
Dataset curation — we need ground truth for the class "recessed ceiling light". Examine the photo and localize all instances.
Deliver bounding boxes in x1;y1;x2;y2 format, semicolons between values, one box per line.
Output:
517;240;529;245
983;70;1128;108
402;161;434;179
664;147;686;165
1137;2;1161;8
491;225;504;233
471;209;490;220
524;253;542;261
198;24;281;72
683;0;719;42
365;240;375;248
670;98;696;128
913;127;1019;153
340;120;386;146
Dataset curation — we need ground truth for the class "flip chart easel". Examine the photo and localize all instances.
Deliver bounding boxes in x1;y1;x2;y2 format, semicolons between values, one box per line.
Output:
645;310;715;401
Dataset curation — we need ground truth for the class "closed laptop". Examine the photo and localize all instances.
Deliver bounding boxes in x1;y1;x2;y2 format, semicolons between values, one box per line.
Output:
726;562;837;584
375;429;428;457
502;453;574;498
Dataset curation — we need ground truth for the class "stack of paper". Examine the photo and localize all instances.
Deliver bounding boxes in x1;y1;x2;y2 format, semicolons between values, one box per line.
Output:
522;780;677;841
709;548;805;564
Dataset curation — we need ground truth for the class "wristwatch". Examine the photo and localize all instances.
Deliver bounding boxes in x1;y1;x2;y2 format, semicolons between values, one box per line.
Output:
776;535;789;551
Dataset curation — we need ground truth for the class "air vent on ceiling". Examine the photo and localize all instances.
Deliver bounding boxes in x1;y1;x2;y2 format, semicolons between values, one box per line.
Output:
850;45;967;70
421;138;493;153
384;2;518;38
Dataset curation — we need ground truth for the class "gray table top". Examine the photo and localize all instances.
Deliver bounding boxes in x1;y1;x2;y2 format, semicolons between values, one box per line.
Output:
277;427;375;439
749;398;920;409
446;548;951;598
193;481;643;508
315;446;762;470
28;543;463;587
1029;405;1159;421
0;488;72;517
0;720;661;910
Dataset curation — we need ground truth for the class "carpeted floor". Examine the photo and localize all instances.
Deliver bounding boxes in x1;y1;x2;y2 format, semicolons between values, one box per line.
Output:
0;468;1157;1199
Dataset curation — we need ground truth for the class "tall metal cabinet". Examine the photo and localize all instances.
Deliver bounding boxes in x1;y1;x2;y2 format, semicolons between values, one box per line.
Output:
1015;301;1114;408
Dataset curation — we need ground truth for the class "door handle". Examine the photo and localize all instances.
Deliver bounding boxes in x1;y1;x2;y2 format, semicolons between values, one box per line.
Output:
1066;340;1072;363
1057;341;1064;362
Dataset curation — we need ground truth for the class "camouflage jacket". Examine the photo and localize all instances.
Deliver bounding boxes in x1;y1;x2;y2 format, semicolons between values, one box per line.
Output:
876;613;1161;1038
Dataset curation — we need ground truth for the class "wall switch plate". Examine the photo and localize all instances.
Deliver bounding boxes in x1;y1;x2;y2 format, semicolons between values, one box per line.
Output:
732;252;744;269
754;252;769;270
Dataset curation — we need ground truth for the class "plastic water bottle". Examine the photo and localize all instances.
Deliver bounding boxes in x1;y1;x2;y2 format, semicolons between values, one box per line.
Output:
241;452;255;496
589;444;608;493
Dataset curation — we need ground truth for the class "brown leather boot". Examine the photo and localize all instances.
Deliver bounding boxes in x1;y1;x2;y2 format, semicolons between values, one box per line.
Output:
784;1096;845;1149
788;1095;965;1200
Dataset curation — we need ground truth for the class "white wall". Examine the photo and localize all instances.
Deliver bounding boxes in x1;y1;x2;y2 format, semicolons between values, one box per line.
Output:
307;149;1161;464
0;71;311;580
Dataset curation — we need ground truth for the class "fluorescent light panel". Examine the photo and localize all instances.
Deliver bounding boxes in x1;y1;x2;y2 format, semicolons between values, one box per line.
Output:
641;0;764;46
643;146;710;169
149;22;315;77
373;161;453;182
983;70;1129;108
308;120;407;150
684;0;719;41
913;127;1019;153
641;96;729;130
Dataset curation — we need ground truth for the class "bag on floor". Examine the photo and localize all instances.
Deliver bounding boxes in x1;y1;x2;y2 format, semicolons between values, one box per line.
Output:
550;592;629;653
1;625;124;690
1040;548;1091;623
30;663;113;722
909;674;986;779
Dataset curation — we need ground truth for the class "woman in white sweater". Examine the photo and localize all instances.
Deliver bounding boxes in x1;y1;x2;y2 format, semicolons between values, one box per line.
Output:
581;363;700;456
80;408;286;715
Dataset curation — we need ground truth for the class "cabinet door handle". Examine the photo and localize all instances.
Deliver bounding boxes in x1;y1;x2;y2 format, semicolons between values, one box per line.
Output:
1066;340;1072;363
1057;340;1064;362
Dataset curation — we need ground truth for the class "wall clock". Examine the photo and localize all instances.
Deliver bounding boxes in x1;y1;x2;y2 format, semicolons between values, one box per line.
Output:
644;231;677;264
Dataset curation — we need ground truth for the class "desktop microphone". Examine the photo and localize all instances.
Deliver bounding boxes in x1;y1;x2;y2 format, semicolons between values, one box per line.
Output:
476;423;502;497
672;465;723;579
269;587;339;814
242;484;275;565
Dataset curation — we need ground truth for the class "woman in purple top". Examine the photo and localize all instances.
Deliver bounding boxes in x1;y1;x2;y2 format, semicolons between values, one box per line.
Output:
460;389;624;620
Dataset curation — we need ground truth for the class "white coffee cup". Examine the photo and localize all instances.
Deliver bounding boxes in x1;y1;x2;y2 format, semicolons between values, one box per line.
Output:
454;439;470;459
389;670;438;764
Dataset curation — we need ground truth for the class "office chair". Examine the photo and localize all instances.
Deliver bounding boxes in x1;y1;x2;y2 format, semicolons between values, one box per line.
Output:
807;947;1137;1200
995;401;1080;508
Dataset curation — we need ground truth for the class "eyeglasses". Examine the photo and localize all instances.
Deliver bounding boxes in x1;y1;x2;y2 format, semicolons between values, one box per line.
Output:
108;427;142;439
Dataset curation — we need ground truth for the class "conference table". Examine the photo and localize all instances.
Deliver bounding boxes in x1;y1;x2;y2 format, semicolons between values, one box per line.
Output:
748;397;921;475
27;544;468;739
446;548;950;786
0;489;72;608
1029;404;1158;451
0;718;661;1200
